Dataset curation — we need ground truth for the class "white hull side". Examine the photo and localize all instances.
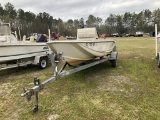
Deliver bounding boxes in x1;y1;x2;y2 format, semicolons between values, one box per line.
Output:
78;41;115;56
0;42;49;63
47;40;115;66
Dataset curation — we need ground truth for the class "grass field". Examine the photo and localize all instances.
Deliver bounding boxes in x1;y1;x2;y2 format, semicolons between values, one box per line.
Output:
0;37;160;120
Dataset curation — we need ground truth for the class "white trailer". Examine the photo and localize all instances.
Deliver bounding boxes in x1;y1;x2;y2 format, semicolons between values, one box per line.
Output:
0;51;52;70
135;31;144;37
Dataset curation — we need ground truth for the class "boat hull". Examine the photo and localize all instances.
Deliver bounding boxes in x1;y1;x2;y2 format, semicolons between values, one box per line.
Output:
47;40;116;66
0;42;50;63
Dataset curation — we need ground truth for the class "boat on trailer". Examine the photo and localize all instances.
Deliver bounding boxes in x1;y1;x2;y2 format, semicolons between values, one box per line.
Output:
21;27;118;114
47;27;116;66
0;23;50;69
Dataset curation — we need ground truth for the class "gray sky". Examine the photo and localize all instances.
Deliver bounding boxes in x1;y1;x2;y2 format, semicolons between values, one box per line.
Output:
0;0;160;21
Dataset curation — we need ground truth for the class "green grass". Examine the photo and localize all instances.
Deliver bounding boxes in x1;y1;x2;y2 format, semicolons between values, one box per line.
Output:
0;37;160;120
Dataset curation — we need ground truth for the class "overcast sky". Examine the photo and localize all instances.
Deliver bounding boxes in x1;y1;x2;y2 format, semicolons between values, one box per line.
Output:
0;0;160;21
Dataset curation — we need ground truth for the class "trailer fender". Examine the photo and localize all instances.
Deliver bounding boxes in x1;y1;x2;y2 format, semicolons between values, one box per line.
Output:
109;51;118;60
33;55;48;65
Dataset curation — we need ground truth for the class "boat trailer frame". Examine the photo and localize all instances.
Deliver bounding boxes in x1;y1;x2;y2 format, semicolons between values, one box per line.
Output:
21;51;118;114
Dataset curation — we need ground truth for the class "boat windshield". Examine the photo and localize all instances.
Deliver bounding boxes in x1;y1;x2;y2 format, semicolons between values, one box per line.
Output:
0;25;11;36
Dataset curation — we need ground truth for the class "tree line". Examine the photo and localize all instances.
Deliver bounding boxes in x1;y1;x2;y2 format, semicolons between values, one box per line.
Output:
0;2;160;38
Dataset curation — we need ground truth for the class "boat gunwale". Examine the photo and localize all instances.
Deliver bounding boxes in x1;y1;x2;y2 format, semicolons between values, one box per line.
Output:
0;43;48;47
47;40;115;44
0;50;49;58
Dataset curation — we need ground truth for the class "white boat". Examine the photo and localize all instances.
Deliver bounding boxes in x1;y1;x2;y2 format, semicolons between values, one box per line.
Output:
0;23;50;64
47;28;116;66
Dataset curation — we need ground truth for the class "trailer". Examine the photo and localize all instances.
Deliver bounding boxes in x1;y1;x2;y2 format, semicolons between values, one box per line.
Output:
0;51;52;70
21;50;118;114
135;31;144;37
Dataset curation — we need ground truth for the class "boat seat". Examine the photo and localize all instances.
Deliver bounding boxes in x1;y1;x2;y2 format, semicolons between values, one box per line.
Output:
30;36;35;42
23;35;26;41
77;28;98;40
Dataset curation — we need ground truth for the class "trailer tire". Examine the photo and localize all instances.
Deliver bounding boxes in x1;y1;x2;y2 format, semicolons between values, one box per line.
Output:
39;57;48;69
110;52;118;67
110;59;117;67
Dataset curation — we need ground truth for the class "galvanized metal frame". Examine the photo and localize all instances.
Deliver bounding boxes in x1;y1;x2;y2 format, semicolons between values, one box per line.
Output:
21;51;118;114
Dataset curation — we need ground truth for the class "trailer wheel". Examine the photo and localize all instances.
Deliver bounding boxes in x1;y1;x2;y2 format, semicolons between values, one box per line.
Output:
110;52;118;67
110;59;117;67
39;57;48;69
